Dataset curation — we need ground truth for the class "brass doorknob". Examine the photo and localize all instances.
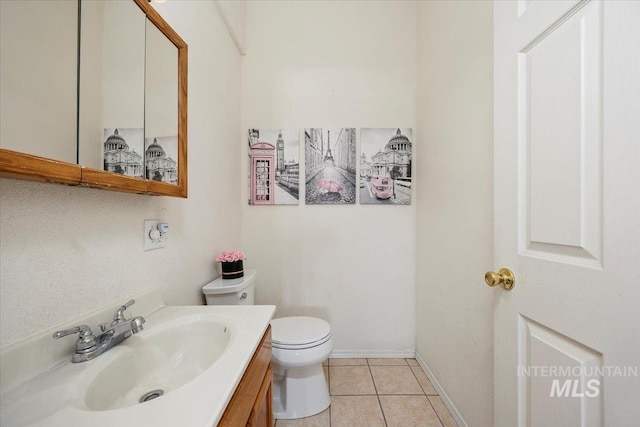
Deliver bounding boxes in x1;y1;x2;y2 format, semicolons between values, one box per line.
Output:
485;268;515;290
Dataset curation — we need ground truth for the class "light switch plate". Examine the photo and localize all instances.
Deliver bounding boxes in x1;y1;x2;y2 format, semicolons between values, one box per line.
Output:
144;220;165;251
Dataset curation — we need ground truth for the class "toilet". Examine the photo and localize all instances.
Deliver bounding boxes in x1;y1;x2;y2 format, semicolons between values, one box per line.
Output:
202;270;333;420
270;316;333;419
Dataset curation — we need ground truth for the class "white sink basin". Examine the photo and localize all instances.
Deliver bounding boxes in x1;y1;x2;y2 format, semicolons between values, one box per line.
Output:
84;318;230;411
0;298;275;427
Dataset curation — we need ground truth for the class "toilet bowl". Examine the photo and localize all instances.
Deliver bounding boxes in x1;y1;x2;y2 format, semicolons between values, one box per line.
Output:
270;316;333;420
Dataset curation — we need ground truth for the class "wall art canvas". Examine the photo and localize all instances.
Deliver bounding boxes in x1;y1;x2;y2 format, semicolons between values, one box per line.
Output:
248;129;300;205
144;135;178;184
304;128;356;205
103;127;144;178
359;128;412;205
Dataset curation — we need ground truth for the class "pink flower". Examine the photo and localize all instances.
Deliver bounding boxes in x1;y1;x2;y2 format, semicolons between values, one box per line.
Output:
215;250;246;263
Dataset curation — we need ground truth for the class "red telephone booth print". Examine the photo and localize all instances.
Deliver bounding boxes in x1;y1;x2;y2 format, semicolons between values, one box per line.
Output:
249;142;276;205
255;159;271;201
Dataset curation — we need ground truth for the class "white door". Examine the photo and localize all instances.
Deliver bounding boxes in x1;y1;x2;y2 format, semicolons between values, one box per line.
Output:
493;1;640;426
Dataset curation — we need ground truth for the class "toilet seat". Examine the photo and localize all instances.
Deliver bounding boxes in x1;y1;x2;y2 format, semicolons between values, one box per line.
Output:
272;333;332;350
271;316;332;350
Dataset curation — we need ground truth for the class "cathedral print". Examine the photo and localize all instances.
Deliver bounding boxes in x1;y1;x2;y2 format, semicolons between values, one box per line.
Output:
248;129;300;205
359;128;412;205
144;135;178;184
103;128;144;178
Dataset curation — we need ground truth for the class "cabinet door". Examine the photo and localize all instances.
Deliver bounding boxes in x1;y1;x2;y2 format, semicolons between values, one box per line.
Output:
219;327;271;427
247;364;273;427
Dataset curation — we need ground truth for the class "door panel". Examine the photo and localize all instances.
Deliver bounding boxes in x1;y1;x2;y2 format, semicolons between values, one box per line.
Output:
519;316;603;426
519;1;602;266
494;1;640;426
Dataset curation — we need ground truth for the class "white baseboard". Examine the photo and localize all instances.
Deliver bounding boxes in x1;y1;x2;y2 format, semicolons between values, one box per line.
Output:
330;349;416;358
415;352;468;427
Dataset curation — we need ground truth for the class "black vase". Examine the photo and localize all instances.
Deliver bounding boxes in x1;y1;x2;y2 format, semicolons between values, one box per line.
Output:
221;260;244;279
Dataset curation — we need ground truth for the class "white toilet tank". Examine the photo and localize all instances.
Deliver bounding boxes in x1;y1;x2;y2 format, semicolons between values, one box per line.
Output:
202;269;256;305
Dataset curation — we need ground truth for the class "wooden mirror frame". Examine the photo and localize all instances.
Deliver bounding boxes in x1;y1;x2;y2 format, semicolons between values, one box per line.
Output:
0;0;188;198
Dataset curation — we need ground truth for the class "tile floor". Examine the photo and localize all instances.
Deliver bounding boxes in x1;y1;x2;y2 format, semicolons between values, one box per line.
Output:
274;358;458;427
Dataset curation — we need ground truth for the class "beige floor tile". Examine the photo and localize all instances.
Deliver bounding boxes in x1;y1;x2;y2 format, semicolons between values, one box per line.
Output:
429;396;458;427
411;366;438;395
329;366;376;395
406;358;420;366
330;396;385;427
329;358;368;366
275;407;330;427
379;395;443;427
370;365;423;395
367;358;408;366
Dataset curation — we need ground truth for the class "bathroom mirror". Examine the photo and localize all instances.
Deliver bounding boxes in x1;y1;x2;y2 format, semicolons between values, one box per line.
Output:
0;0;78;164
78;0;146;172
0;0;188;197
144;18;179;187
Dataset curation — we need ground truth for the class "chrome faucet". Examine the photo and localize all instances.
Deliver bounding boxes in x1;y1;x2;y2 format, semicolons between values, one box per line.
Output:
53;299;145;363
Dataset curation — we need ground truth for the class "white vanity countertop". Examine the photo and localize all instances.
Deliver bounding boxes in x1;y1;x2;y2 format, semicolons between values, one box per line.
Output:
0;297;275;427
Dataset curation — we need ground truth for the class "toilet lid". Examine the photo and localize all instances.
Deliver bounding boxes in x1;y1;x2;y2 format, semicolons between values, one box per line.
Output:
271;316;331;346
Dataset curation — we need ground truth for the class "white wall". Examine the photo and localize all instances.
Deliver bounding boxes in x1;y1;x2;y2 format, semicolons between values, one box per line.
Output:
415;1;494;426
215;0;246;54
240;1;417;355
0;1;242;348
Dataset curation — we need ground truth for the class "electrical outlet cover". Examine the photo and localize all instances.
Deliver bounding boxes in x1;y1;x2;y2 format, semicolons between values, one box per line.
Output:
144;220;165;251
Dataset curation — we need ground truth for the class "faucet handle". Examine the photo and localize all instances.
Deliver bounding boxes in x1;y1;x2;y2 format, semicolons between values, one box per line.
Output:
53;325;97;351
112;299;135;323
53;324;93;339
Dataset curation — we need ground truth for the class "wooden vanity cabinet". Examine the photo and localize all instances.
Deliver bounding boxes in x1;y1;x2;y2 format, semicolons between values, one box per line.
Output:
246;364;273;427
219;326;273;427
